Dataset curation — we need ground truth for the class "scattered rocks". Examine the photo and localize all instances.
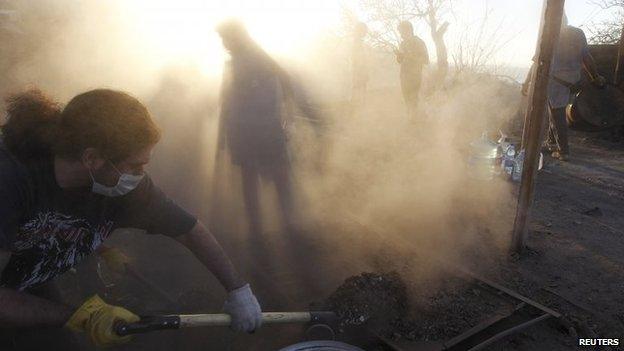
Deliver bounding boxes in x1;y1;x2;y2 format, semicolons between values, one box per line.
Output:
582;207;603;217
326;271;408;328
398;279;510;341
326;272;511;342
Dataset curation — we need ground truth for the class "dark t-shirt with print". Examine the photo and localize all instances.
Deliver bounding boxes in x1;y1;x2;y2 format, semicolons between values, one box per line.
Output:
0;139;197;291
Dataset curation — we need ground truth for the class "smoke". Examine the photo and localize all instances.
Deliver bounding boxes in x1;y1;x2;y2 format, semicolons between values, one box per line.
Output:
1;0;523;308
288;61;522;289
0;1;163;103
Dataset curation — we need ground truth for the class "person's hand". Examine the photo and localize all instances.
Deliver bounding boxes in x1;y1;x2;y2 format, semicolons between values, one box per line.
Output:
223;284;262;333
65;295;140;347
592;75;606;88
99;247;131;274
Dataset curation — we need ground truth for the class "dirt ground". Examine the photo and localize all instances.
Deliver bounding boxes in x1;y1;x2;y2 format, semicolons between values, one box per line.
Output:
432;131;624;351
403;132;624;351
50;131;624;351
349;132;624;350
486;133;624;350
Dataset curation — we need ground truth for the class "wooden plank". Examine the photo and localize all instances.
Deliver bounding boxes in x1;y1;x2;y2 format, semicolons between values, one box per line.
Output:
512;0;566;253
467;314;551;351
443;305;518;349
454;267;562;319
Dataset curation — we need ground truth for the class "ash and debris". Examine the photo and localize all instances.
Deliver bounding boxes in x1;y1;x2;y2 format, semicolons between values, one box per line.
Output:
326;271;408;328
327;271;513;342
389;277;511;341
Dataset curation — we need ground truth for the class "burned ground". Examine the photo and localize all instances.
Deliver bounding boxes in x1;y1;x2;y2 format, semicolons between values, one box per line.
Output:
326;271;409;329
79;132;624;351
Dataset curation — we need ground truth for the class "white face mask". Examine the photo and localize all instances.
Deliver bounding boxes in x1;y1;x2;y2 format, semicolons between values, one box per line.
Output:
90;160;144;197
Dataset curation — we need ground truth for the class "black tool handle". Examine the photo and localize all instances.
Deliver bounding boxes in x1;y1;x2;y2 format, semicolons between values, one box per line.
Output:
115;315;181;336
309;311;338;324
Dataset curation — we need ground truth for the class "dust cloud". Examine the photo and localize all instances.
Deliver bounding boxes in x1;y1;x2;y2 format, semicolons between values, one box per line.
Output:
1;0;523;299
291;69;522;289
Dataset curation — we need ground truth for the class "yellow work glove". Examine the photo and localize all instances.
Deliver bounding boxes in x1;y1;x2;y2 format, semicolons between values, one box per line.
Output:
65;295;140;347
99;247;131;274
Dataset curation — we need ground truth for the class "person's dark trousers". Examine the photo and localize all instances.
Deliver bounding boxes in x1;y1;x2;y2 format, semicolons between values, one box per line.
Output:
401;76;422;119
401;87;420;118
548;106;569;155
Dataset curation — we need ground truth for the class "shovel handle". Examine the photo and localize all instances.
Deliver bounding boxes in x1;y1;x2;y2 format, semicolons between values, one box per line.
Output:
115;311;336;336
115;315;181;336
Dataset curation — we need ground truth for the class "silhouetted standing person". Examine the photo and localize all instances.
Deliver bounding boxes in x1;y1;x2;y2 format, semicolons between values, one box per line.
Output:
351;21;370;112
522;14;604;161
216;20;295;237
396;21;429;118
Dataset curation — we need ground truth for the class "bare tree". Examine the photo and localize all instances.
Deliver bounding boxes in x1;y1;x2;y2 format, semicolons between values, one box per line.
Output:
427;1;450;81
587;0;624;44
451;7;515;75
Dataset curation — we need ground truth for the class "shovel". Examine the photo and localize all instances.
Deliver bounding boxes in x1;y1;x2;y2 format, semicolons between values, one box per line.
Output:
115;311;337;336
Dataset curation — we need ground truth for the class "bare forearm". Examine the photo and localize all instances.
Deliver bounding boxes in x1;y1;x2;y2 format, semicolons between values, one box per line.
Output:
0;287;73;328
176;222;245;292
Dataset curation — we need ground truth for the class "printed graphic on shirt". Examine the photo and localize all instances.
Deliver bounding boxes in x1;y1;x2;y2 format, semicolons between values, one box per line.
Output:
1;211;113;291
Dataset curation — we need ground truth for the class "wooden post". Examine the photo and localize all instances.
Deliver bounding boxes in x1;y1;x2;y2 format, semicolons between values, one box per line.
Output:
614;23;624;87
511;0;565;253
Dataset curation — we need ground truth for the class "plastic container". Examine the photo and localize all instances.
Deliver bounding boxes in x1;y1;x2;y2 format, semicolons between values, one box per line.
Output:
512;149;524;182
501;144;516;177
497;131;511;152
468;131;501;180
509;149;544;182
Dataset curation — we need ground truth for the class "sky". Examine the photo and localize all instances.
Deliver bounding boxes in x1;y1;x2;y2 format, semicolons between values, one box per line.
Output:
447;0;617;68
114;0;619;77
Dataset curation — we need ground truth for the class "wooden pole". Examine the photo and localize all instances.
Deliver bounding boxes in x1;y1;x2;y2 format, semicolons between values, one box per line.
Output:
614;23;624;87
511;0;565;253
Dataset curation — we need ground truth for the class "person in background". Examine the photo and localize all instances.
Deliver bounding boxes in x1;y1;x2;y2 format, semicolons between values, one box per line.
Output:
216;20;299;238
351;21;370;113
0;89;262;349
396;20;429;118
522;14;605;161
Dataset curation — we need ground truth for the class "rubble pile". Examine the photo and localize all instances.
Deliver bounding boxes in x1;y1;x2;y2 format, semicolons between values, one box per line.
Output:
390;278;510;341
326;271;408;328
327;272;511;342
